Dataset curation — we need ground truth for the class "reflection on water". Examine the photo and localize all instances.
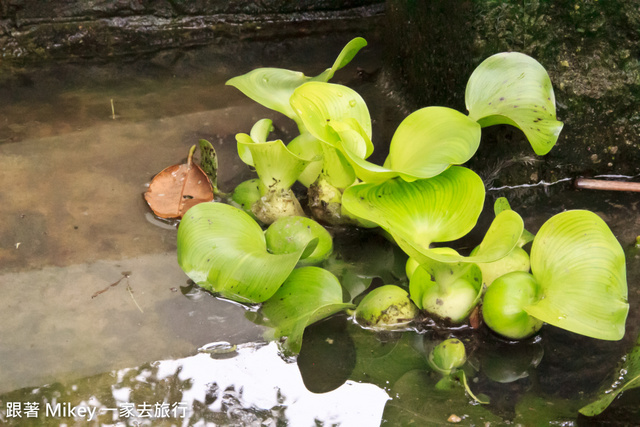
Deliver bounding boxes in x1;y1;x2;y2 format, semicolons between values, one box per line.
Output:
0;342;389;426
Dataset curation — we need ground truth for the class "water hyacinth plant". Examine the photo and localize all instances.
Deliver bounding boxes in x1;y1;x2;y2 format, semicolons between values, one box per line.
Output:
174;37;630;408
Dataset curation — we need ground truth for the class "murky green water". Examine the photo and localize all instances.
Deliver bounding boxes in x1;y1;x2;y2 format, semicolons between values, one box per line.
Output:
1;35;639;426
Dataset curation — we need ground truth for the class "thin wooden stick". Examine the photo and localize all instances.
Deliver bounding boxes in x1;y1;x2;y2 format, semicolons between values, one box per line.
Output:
575;178;640;192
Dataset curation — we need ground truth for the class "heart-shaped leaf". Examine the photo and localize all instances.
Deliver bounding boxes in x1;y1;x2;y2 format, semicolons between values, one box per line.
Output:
177;202;308;303
525;210;628;340
260;266;354;353
342;167;485;248
466;52;563;155
330;108;481;184
383;107;482;181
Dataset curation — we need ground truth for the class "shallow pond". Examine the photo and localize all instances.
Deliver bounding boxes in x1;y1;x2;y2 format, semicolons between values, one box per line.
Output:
0;35;639;426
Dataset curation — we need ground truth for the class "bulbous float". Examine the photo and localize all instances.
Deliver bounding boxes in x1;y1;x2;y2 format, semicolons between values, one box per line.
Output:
482;271;544;340
265;216;333;265
355;285;419;329
428;338;467;375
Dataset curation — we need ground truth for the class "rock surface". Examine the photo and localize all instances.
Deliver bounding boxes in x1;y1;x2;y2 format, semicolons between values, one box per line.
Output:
0;0;384;61
384;0;640;186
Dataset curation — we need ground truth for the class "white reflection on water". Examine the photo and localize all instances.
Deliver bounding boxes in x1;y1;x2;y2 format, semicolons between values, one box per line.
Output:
114;342;390;426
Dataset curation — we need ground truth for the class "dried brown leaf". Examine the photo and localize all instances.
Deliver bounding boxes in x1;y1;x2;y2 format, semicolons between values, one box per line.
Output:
144;146;214;219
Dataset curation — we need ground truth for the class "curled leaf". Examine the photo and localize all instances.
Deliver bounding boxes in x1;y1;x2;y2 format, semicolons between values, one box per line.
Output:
526;210;628;340
144;145;214;219
466;52;563;155
261;267;354;353
177;203;309;303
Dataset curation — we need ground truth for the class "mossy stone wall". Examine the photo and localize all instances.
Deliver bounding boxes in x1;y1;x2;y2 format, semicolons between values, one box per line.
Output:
384;0;640;186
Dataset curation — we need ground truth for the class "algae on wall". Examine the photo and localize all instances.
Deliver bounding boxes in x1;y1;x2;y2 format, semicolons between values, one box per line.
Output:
384;0;640;187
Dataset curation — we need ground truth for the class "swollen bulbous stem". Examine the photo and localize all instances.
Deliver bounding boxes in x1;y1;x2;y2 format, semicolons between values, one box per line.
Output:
482;271;544;340
307;175;348;225
251;187;305;225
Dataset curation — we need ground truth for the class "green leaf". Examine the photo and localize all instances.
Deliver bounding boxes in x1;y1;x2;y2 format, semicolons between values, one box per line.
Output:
319;142;357;189
230;178;261;218
261;267;354;353
286;132;324;187
342;167;485;249
383;107;482;181
580;333;640;416
237;119;274;167
290;81;373;148
466;52;564;155
227;68;310;122
330;107;481;184
428;338;467;375
313;37;368;82
493;197;535;246
526;210;628;341
236;133;317;193
177;203;308;303
397;209;523;266
226;37;367;124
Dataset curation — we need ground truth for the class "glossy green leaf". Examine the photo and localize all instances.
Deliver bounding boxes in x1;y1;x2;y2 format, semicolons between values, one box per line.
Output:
226;37;367;123
312;37;368;82
286;132;324;187
319;142;357;189
466;52;564;155
474;245;530;287
237;119;274;167
236;133;317;193
527;210;628;341
261;266;354;353
227;68;310;122
330;108;481;184
342;167;485;250
493;196;535;246
384;107;482;181
397;209;523;266
177;203;307;303
290;81;372;149
230;178;261;218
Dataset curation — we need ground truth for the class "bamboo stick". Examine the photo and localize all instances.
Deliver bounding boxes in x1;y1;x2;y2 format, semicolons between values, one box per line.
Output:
574;178;640;192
